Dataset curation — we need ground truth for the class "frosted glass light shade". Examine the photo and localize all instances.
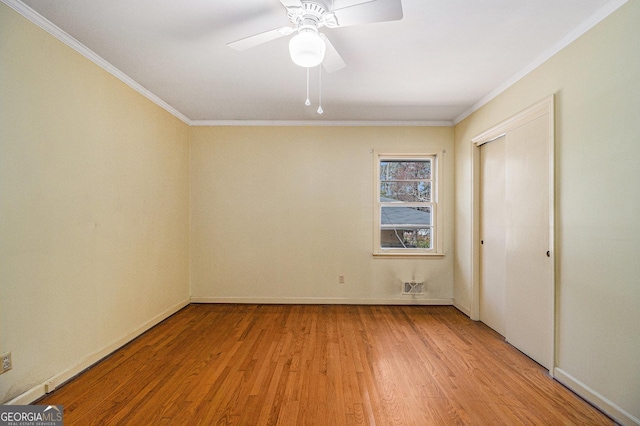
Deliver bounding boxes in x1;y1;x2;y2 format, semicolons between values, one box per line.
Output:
289;30;326;68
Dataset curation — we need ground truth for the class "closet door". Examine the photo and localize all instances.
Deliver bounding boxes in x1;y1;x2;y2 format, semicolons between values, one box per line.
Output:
504;115;553;370
474;97;554;371
479;136;507;337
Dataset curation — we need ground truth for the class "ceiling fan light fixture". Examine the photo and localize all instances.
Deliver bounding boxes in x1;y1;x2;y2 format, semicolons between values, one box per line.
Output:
289;28;326;68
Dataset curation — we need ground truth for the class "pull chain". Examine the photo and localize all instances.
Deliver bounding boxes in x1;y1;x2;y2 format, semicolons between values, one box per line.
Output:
305;67;311;106
317;65;323;115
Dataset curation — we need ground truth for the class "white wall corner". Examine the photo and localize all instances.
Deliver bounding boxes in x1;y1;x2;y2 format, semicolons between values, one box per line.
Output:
452;300;471;318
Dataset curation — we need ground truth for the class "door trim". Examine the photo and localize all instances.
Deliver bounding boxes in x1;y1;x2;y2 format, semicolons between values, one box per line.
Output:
469;95;555;373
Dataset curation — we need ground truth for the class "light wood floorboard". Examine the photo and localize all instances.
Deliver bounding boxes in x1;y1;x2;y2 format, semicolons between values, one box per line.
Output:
37;304;614;425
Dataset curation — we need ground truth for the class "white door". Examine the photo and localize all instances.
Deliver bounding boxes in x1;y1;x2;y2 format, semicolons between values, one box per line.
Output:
504;115;553;370
480;136;507;337
477;99;554;371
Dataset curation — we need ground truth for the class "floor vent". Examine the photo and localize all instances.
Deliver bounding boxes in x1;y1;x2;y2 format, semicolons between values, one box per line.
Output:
403;281;424;295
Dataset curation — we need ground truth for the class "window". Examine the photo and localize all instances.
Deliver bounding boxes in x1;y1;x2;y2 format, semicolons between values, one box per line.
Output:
374;153;442;255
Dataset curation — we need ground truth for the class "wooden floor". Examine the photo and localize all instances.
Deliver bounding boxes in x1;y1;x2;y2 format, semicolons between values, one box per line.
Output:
38;304;613;425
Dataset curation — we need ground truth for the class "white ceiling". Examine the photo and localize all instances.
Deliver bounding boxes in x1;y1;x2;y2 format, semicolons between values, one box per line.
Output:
10;0;623;124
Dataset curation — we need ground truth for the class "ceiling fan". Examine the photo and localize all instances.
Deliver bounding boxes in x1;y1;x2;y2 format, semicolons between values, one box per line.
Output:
227;0;404;72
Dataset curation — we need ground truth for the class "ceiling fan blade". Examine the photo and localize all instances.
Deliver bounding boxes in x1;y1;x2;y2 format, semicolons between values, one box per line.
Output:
279;0;303;8
332;0;403;27
227;26;294;51
321;35;346;73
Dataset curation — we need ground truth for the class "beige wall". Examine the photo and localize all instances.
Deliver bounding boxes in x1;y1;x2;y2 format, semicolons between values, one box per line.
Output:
0;4;190;403
3;0;638;421
454;1;640;422
190;126;454;303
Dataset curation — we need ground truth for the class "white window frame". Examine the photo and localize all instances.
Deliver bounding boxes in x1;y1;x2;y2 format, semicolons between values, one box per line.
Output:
373;151;443;257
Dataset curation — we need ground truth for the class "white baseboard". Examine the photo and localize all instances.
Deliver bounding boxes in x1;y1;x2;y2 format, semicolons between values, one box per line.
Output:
452;300;471;317
554;367;640;426
190;296;453;305
6;298;190;406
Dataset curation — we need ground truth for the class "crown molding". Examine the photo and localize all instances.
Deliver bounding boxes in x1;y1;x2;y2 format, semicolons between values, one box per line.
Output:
4;0;627;128
1;0;191;124
1;0;449;128
190;120;453;127
453;0;628;125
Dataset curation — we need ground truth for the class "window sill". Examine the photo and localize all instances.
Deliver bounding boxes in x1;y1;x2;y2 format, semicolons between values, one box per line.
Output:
373;252;444;259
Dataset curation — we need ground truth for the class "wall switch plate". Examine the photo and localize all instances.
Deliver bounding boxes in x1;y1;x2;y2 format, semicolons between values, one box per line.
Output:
1;352;11;374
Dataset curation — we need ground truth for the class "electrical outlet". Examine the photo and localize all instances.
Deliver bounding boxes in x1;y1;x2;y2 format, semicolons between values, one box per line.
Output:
338;275;345;284
1;352;11;374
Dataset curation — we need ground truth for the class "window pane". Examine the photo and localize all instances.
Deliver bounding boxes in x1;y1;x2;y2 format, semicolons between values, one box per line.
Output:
381;206;432;226
380;181;431;202
375;155;438;254
381;228;431;249
380;160;431;181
